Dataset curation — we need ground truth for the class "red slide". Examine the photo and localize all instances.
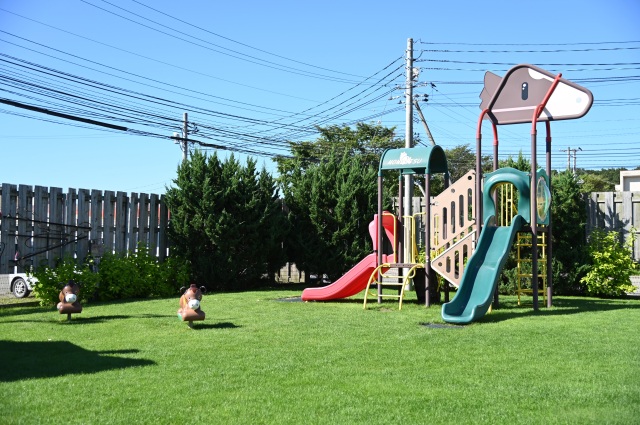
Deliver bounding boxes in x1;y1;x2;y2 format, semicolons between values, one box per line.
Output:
301;253;379;301
300;213;398;302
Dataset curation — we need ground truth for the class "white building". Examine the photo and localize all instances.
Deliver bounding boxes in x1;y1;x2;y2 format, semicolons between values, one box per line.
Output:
614;170;640;191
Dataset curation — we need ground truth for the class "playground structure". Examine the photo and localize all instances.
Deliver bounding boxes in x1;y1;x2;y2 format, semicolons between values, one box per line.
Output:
301;64;593;323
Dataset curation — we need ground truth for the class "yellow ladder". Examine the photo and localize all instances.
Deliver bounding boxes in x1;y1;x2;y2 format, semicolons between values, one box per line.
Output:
363;263;423;310
516;231;547;306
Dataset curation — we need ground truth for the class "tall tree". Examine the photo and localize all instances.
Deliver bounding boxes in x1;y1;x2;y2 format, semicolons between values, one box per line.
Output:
550;170;589;293
275;123;403;185
283;150;378;281
576;168;628;193
499;151;531;172
276;123;407;281
165;150;287;291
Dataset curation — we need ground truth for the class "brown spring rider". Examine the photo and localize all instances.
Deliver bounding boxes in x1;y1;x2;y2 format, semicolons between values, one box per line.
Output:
177;284;205;328
57;280;82;321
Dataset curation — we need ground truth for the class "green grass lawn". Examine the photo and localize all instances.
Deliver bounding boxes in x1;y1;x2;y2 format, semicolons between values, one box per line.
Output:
1;287;639;425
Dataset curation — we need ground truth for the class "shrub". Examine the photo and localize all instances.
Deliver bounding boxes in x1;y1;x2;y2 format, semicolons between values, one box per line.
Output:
32;245;190;305
97;243;190;301
32;257;99;307
500;258;564;296
282;150;378;281
580;228;637;297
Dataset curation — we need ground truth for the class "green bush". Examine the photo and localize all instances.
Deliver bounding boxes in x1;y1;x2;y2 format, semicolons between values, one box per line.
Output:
97;244;190;301
580;229;637;297
155;255;192;297
32;245;190;305
500;258;565;297
32;257;99;307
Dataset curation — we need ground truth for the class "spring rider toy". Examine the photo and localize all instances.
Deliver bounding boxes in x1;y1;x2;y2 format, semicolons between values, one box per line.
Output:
57;280;83;321
177;283;206;328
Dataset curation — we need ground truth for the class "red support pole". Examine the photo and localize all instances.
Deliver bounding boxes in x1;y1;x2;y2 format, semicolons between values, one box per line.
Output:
545;121;553;308
530;73;562;311
475;110;498;241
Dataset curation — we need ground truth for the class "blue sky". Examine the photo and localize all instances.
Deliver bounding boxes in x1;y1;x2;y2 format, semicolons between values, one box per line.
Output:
0;0;638;194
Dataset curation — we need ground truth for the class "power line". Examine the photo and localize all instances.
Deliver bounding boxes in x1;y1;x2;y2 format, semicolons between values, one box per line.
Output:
0;97;127;131
77;0;364;83
419;40;640;46
127;0;365;78
0;50;405;158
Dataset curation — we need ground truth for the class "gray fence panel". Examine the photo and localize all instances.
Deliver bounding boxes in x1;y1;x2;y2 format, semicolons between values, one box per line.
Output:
77;189;91;264
0;184;171;271
586;191;640;261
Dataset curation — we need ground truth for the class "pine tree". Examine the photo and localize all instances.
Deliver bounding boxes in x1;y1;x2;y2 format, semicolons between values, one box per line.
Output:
283;150;377;281
166;150;287;291
551;170;589;293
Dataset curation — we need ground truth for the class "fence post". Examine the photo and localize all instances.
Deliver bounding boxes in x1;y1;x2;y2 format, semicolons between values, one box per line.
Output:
0;184;18;274
149;194;160;256
50;187;65;263
77;189;91;264
33;186;49;269
158;194;169;261
16;185;33;272
103;191;116;255
138;193;149;249
115;191;128;254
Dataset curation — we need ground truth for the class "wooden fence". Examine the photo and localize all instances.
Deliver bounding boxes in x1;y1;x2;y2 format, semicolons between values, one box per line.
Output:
0;183;169;274
586;191;640;261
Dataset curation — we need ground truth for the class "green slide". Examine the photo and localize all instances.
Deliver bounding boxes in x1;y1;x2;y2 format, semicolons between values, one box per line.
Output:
441;214;526;324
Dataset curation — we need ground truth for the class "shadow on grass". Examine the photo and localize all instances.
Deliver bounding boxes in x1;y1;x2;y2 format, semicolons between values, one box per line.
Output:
0;304;50;318
55;313;175;324
0;340;155;382
300;298;365;305
0;313;176;325
0;300;40;309
478;297;640;323
187;321;241;330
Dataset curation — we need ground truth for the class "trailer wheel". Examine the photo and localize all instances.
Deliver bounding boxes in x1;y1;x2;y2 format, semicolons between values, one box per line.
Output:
12;277;30;298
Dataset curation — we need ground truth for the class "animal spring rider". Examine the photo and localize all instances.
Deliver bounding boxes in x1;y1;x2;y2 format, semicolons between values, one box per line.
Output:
57;280;82;320
178;284;206;328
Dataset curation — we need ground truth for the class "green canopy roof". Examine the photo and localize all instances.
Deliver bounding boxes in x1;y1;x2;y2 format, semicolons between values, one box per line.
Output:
379;146;448;175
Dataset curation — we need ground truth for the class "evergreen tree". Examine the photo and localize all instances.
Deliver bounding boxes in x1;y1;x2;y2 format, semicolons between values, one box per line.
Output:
550;170;589;293
576;168;625;193
165;150;287;291
275;123;401;178
499;151;531;172
578;172;616;193
283;150;378;281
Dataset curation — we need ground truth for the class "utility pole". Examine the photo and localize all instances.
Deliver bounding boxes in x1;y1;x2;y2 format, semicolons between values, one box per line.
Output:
561;147;571;171
182;112;189;162
174;113;190;162
573;147;582;174
404;38;414;264
560;146;582;174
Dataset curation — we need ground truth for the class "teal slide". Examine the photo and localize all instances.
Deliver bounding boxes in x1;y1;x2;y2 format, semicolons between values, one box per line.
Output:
441;214;526;324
